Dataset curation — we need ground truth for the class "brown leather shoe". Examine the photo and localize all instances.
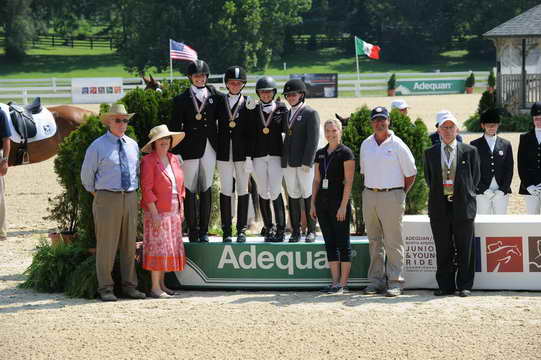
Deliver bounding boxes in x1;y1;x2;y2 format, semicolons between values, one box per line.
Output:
124;288;146;299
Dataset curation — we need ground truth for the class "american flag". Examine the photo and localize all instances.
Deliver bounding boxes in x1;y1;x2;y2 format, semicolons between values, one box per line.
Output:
169;39;198;61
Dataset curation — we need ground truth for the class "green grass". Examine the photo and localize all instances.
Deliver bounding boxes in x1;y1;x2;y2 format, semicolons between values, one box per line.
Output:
0;44;494;79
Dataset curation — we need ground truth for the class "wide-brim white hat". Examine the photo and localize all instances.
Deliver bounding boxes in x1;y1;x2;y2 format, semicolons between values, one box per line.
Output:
99;103;135;124
141;124;185;153
436;110;458;128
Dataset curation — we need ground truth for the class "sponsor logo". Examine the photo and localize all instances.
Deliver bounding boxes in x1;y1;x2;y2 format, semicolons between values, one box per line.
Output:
486;237;523;272
528;237;541;272
413;82;452;91
217;245;328;275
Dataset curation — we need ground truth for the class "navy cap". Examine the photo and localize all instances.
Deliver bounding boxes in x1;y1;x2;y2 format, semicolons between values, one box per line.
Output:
371;106;389;120
531;102;541;117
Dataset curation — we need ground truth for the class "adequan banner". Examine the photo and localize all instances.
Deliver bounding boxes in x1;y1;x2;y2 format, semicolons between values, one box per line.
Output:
395;79;466;95
72;77;123;104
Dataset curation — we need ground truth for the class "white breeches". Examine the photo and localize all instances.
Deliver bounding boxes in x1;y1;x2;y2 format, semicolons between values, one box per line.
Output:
253;156;283;200
283;165;314;199
476;193;509;214
183;140;216;193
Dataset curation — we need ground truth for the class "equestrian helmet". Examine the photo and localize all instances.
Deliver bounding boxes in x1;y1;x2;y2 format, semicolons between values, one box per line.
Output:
187;60;210;76
224;66;247;83
283;79;307;95
480;108;501;124
531;101;541;117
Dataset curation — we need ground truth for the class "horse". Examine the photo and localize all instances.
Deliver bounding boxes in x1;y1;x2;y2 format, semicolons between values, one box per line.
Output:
5;103;93;167
142;73;163;92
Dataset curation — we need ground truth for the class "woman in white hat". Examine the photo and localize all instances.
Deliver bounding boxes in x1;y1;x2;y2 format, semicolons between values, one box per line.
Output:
140;125;186;298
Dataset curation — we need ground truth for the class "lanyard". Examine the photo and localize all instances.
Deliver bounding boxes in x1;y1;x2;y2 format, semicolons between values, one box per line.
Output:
288;103;305;130
322;151;336;179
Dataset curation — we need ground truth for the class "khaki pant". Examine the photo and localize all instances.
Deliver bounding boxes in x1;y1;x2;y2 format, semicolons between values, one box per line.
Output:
362;188;406;288
0;174;6;238
93;190;138;294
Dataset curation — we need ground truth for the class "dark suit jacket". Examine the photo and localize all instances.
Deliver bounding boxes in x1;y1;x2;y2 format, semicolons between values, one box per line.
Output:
429;132;463;145
249;101;287;158
215;94;251;162
518;130;541;195
424;142;481;221
281;104;320;168
470;136;513;194
168;85;222;160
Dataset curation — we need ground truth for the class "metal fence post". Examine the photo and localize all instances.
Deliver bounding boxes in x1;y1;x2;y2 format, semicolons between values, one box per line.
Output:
355;81;360;97
52;78;57;93
22;90;28;105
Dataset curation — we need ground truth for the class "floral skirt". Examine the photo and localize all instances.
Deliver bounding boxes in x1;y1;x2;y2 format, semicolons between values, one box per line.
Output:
143;198;186;272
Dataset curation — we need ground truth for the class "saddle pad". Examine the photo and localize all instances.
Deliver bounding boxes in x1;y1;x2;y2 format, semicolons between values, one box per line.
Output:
0;103;57;144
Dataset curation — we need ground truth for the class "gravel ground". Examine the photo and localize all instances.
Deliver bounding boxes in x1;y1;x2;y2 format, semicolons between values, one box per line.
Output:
0;96;540;359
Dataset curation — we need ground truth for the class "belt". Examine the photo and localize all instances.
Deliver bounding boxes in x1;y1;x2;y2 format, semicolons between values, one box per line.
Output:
97;189;136;194
366;187;403;192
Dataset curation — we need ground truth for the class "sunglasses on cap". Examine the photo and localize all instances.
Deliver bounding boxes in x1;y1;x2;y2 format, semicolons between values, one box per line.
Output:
114;118;130;124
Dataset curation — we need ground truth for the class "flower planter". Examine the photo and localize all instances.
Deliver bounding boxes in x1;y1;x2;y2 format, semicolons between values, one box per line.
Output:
387;89;396;97
49;232;76;246
465;87;474;94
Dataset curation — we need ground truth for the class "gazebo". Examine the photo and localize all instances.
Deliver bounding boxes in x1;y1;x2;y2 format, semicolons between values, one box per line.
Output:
484;4;541;114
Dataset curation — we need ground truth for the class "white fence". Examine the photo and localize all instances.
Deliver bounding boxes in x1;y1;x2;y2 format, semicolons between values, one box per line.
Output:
0;71;490;105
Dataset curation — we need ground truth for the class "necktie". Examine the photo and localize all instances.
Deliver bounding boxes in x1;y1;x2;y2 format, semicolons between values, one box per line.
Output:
443;144;454;196
444;144;452;162
118;139;131;190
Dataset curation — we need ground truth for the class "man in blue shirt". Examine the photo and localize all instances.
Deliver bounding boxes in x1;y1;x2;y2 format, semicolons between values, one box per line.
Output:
0;109;11;241
81;103;146;302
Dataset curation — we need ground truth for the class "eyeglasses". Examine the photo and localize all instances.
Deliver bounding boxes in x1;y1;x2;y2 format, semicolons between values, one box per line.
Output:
114;119;129;124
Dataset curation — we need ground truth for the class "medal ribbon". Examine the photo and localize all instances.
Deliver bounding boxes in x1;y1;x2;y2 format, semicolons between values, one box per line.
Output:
227;95;245;122
287;103;305;131
259;103;276;129
190;88;208;116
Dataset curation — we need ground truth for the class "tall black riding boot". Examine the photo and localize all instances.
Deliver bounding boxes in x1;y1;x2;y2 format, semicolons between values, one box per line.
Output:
259;196;274;242
198;188;212;243
220;193;233;243
236;194;249;243
272;194;286;243
288;196;301;243
304;196;316;243
184;189;199;242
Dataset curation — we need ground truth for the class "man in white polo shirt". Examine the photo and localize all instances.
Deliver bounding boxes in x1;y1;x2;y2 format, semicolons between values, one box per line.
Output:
360;106;417;297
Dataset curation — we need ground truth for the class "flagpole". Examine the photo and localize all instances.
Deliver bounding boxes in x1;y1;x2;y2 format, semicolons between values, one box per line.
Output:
355;36;361;97
169;39;173;83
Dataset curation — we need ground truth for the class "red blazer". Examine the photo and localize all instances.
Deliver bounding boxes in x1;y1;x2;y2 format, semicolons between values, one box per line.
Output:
140;152;185;213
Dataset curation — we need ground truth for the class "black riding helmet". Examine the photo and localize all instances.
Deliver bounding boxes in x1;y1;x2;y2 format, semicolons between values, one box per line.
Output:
531;101;541;117
255;76;277;99
283;79;307;103
186;60;210;77
480;108;501;124
224;66;247;83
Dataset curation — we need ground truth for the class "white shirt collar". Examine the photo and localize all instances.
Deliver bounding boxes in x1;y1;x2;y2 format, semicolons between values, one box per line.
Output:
441;139;457;151
228;93;241;108
191;85;208;102
262;101;275;113
484;134;497;142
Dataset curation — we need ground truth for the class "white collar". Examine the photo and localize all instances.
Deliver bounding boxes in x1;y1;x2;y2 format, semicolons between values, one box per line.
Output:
228;93;241;101
441;139;457;150
535;128;541;132
484;134;497;142
262;101;275;113
191;85;208;95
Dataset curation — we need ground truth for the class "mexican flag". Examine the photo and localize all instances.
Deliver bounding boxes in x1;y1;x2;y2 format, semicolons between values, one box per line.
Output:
355;37;381;59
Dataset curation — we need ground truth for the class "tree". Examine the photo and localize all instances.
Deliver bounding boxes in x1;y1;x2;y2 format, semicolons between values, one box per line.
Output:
1;0;36;61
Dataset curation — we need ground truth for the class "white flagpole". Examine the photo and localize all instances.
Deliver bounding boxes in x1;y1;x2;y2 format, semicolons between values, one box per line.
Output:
355;36;361;97
169;39;173;83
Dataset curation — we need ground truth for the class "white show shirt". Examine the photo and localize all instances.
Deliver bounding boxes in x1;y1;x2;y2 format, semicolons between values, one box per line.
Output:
164;163;178;195
360;130;417;189
535;129;541;144
483;135;500;190
190;85;209;103
227;93;241;108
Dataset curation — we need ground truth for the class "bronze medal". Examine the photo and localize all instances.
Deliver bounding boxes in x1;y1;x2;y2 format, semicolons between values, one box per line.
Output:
288;129;293;136
195;113;202;120
229;121;236;128
262;127;270;135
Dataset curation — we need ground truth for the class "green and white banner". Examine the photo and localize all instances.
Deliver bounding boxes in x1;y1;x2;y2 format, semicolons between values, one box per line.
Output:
174;241;370;289
395;79;466;95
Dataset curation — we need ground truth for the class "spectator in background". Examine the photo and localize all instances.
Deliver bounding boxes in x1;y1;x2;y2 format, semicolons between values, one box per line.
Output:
390;99;410;115
140;125;186;298
0;108;11;241
518;102;541;214
310;119;355;294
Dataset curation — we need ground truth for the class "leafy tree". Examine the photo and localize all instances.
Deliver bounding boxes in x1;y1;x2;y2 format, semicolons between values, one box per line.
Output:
1;0;36;61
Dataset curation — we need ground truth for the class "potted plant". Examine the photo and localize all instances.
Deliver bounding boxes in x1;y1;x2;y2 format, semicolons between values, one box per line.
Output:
45;192;78;246
487;69;496;93
465;72;475;94
387;73;396;96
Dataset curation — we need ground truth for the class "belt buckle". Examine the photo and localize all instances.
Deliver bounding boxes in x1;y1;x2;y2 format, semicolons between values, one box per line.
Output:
446;194;453;202
373;188;381;192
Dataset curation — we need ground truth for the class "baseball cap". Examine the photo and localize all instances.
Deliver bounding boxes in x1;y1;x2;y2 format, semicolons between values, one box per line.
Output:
436;110;458;127
390;99;409;110
371;106;389;120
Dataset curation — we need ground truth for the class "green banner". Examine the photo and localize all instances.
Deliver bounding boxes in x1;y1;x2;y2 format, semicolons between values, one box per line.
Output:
395;79;466;95
173;241;370;289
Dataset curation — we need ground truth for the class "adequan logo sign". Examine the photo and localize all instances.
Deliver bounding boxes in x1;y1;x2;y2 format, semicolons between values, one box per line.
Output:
486;237;523;272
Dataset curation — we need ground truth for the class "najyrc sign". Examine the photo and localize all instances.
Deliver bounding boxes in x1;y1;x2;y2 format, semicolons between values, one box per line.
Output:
173;241;370;289
395;79;466;95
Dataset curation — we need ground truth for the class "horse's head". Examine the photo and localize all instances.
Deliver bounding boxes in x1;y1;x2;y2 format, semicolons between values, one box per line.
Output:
142;73;163;93
335;113;350;127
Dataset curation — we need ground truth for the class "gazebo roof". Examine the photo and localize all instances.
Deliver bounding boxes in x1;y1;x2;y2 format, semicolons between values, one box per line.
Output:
484;4;541;38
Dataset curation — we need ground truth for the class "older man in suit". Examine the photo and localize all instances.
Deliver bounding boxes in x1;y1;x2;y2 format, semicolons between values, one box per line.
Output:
424;110;480;297
281;79;320;243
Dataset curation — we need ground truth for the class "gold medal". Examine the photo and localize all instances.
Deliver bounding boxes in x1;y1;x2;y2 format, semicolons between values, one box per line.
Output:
195;113;202;120
229;121;236;128
288;129;293;136
262;127;270;135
